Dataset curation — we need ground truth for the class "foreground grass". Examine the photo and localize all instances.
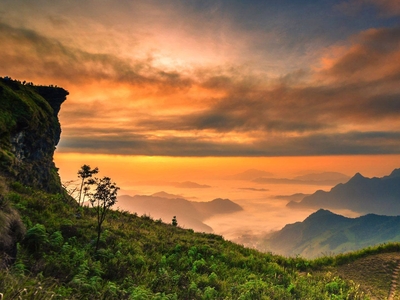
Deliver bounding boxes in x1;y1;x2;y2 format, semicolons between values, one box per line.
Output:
334;252;399;299
0;182;385;299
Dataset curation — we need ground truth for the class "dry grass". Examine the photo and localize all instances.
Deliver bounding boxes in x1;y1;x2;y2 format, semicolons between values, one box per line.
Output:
332;252;400;299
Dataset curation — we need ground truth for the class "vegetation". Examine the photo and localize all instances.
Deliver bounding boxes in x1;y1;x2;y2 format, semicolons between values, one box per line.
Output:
172;216;178;227
89;176;119;251
257;208;400;259
0;182;372;299
77;164;99;206
0;77;68;193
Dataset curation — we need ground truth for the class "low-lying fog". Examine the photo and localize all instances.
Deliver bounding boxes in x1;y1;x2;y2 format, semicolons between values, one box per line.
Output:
118;177;360;248
55;154;400;251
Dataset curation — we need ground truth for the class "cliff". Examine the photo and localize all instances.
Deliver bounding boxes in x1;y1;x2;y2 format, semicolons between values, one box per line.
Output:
0;77;68;193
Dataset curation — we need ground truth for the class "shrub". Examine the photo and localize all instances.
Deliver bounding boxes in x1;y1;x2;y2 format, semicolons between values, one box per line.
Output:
23;224;48;253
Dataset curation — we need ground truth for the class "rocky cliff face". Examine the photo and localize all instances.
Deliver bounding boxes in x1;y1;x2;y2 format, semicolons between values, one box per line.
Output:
0;77;68;193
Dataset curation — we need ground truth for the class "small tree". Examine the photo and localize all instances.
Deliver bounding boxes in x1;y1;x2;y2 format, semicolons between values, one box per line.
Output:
77;165;98;206
89;176;119;251
172;216;178;227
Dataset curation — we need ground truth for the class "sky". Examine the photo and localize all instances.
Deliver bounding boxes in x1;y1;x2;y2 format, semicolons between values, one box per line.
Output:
1;0;400;188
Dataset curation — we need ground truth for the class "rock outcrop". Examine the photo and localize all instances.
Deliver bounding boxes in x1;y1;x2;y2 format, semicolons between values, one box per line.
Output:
0;77;68;193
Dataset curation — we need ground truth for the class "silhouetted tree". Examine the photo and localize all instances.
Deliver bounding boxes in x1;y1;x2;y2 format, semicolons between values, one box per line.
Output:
89;176;119;251
172;216;178;227
77;165;98;206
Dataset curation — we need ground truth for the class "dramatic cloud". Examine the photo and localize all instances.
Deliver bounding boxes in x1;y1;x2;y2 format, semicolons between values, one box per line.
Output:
338;0;400;17
1;1;400;157
58;130;400;156
0;22;193;89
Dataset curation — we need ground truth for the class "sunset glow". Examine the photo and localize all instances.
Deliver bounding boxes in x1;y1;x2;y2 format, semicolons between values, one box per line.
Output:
2;0;400;239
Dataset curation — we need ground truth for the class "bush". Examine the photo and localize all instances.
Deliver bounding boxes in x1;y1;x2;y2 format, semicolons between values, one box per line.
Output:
23;224;48;253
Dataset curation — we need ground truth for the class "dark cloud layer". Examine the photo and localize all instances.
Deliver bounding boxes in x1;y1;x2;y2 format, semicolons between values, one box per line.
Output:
1;7;400;157
58;131;400;156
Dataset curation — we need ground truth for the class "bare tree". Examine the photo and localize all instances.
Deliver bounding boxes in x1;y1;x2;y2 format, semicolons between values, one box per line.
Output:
89;176;119;251
77;165;98;206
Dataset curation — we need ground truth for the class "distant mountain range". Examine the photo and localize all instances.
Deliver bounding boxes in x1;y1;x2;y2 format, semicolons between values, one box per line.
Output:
171;181;211;188
287;168;400;215
116;192;242;232
121;180;211;189
273;193;310;201
225;169;273;180
260;209;400;258
253;172;350;186
238;187;269;192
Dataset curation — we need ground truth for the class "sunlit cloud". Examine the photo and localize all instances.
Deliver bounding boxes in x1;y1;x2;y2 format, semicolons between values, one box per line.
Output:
1;1;400;157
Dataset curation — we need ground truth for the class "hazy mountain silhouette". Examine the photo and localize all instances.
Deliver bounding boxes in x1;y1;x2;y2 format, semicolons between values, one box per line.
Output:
274;193;310;202
116;194;242;233
192;198;243;217
121;180;211;189
171;181;211;188
253;172;350;186
151;191;185;199
226;169;273;180
287;169;400;215
238;187;269;192
262;209;400;258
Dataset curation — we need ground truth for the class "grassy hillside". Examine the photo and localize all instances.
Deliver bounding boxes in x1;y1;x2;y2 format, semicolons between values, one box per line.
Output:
334;252;400;299
304;244;400;299
0;182;371;299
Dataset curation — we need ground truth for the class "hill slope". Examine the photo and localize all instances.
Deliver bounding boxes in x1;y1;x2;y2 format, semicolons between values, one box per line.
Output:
261;209;400;258
116;194;243;232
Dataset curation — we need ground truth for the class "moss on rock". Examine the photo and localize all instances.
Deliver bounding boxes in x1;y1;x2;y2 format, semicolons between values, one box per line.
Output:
0;77;68;193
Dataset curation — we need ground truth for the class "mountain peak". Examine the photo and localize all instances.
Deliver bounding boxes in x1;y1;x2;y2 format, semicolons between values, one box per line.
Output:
307;209;335;218
388;168;400;178
348;172;366;183
303;208;346;223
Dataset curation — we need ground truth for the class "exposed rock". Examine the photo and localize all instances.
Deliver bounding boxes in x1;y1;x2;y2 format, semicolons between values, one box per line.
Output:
0;77;68;192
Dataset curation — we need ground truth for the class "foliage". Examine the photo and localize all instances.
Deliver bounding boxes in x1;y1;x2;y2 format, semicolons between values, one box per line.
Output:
23;223;48;253
172;216;178;227
77;164;98;206
0;77;68;193
0;185;375;299
89;176;119;251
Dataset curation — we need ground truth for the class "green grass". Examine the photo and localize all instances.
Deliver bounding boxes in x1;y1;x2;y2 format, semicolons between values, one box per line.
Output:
0;183;370;299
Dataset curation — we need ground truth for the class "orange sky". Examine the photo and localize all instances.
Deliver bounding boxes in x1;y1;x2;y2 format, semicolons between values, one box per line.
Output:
1;0;400;190
54;153;400;188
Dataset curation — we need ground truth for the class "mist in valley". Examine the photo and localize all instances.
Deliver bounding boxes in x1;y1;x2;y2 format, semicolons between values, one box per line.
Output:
116;172;358;252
